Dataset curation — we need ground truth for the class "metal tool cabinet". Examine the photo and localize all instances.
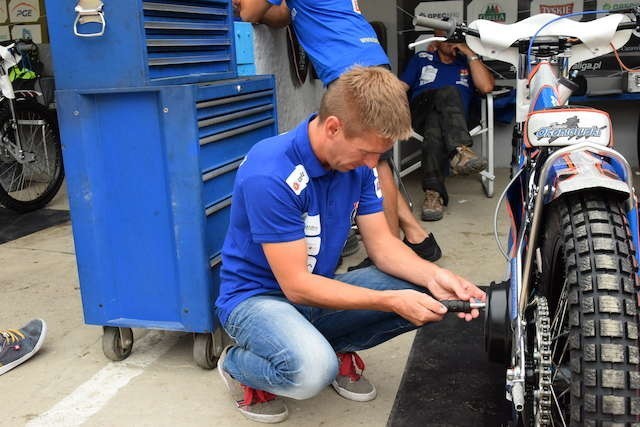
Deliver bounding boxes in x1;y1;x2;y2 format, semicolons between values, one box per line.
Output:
45;0;237;89
56;76;277;367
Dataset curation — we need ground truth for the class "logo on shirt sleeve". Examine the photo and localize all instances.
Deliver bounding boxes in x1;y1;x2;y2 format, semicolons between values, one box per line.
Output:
303;213;321;236
371;167;382;199
306;236;321;256
286;164;309;195
306;256;317;272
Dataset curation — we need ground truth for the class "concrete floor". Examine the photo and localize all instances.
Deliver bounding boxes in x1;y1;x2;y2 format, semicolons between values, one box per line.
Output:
0;169;548;427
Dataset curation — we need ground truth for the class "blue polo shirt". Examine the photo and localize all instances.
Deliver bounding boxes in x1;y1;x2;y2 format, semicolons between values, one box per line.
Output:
215;115;383;324
400;51;475;115
267;0;390;85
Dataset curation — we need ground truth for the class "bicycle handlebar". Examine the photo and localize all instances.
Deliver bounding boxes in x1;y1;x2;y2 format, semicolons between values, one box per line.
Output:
413;11;637;48
412;16;454;32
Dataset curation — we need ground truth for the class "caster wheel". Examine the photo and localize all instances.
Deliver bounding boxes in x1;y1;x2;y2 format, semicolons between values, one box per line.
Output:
102;326;134;361
193;328;226;369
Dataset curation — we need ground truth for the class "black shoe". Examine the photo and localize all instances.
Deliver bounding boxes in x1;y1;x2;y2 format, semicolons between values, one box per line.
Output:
403;233;442;262
347;257;373;272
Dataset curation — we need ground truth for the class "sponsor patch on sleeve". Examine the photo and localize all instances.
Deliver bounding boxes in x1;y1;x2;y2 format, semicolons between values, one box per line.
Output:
303;213;321;236
306;236;321;256
306;256;317;272
286;164;309;195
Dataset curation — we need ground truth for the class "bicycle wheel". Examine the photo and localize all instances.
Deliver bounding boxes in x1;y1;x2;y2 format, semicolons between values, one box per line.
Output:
528;192;639;426
0;100;64;212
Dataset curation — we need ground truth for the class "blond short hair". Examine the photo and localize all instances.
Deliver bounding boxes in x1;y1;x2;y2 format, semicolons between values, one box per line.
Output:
318;66;412;141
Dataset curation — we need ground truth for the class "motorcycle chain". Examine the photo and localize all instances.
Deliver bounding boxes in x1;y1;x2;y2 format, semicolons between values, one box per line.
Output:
533;297;553;426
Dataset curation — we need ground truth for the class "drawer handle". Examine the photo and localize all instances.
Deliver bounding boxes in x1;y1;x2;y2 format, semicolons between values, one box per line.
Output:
202;158;244;183
209;254;222;268
200;119;274;145
205;197;232;216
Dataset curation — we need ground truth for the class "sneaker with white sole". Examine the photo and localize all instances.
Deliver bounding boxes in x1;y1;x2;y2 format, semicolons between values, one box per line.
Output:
331;352;377;402
217;346;289;424
0;318;47;376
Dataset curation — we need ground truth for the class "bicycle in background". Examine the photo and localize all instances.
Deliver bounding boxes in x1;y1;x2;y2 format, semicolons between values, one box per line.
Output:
0;40;63;213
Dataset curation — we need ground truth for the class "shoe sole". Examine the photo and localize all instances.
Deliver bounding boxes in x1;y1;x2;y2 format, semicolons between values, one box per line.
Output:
451;161;487;176
217;346;289;424
0;319;47;376
421;212;443;221
423;249;442;262
331;380;377;402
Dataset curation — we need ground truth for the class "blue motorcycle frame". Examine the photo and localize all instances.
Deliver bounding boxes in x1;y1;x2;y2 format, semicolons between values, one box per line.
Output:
433;10;640;425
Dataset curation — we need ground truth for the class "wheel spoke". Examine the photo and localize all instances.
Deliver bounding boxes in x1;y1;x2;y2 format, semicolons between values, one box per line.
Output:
551;387;567;427
552;339;570;384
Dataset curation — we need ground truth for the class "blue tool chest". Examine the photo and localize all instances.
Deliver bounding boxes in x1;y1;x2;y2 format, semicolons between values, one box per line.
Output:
45;0;237;90
55;76;277;332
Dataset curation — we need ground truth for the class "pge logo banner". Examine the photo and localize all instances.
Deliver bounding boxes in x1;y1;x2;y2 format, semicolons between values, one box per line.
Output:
414;0;464;30
530;0;584;19
597;0;640;17
9;0;40;23
467;1;517;23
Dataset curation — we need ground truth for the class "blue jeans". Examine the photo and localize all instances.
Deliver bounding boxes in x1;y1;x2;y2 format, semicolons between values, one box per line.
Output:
219;267;427;400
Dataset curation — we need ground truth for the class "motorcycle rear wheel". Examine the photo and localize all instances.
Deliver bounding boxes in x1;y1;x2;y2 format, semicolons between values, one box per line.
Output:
533;192;639;426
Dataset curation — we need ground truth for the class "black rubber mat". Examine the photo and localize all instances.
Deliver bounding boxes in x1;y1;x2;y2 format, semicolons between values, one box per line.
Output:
387;315;513;427
0;208;69;244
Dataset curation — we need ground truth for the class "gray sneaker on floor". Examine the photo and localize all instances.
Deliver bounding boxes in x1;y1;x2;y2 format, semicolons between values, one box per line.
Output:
0;318;47;376
217;346;289;424
331;352;377;402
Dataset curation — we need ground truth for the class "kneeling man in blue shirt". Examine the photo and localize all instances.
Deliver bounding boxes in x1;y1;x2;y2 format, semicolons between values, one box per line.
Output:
215;66;485;424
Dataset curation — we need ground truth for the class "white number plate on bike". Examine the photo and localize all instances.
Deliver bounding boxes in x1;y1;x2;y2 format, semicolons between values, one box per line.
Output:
525;108;612;147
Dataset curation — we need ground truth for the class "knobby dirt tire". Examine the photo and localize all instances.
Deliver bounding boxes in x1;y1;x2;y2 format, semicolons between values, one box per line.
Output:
539;192;639;426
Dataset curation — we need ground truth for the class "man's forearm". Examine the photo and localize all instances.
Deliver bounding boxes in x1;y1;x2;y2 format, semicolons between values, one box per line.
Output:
237;0;290;28
468;58;494;94
282;272;396;312
260;2;290;27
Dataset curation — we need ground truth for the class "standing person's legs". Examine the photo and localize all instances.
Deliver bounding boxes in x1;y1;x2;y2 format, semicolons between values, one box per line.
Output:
397;194;442;261
381;157;441;261
377;160;400;237
349;159;441;271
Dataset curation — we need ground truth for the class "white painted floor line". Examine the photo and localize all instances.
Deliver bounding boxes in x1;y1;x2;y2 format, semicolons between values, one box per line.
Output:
27;330;180;427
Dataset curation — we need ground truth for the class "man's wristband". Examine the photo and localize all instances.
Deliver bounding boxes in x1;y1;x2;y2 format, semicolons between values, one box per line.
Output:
469;55;480;62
